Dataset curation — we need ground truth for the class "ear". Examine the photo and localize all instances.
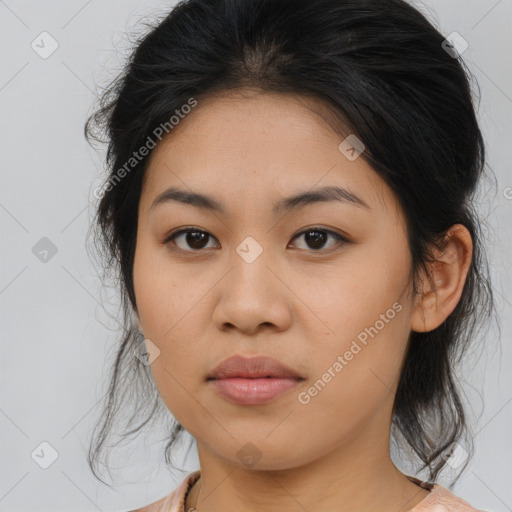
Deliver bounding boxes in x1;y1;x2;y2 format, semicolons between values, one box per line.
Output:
411;224;473;333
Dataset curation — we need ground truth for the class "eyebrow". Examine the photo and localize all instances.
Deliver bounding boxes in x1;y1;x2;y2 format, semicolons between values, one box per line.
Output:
150;185;371;215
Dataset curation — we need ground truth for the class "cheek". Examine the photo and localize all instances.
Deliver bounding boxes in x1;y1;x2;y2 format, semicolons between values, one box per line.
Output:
291;253;408;345
133;239;199;339
291;310;409;454
303;313;408;408
292;248;411;404
132;240;211;417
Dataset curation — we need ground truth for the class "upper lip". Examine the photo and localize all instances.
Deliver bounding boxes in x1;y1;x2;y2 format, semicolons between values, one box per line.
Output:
207;355;304;380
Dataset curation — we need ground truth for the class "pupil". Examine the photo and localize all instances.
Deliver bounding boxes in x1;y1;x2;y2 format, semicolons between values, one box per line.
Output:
306;230;326;249
187;231;208;249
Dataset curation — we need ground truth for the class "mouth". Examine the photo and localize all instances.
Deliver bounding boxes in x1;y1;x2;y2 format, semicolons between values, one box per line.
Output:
206;355;305;405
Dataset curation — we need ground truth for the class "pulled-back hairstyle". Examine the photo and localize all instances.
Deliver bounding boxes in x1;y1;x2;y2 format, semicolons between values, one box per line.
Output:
85;0;497;487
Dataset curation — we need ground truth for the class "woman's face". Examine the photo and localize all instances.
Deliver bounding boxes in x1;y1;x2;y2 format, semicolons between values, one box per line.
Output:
133;89;417;470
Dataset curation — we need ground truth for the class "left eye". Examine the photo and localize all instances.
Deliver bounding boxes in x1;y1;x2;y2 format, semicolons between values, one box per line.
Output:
289;227;349;251
163;226;349;252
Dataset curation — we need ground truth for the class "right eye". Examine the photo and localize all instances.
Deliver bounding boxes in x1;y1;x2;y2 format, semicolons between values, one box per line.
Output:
163;227;220;252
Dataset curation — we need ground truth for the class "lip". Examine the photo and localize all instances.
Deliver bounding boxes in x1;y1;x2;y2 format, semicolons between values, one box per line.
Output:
207;354;303;380
208;377;301;405
207;355;304;405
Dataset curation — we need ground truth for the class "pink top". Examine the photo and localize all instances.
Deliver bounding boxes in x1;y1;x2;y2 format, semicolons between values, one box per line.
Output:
132;470;483;511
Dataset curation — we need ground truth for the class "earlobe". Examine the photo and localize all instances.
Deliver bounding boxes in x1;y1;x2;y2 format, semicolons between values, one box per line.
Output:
411;224;473;333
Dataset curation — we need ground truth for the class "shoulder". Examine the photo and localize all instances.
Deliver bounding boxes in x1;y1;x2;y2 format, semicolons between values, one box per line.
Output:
412;483;484;511
129;470;201;512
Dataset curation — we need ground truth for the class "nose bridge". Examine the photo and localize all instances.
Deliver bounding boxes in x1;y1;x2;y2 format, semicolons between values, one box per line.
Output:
230;234;275;301
213;235;291;333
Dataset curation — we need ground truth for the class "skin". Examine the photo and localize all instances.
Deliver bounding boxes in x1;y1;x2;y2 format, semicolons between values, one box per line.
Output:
132;88;473;512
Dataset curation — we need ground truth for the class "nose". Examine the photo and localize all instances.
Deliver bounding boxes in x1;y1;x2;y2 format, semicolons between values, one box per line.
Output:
211;243;293;336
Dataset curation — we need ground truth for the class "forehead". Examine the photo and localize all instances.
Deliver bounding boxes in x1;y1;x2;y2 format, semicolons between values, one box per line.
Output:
141;90;398;218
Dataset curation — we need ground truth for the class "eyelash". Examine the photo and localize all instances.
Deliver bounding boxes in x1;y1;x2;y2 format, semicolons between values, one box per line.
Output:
162;226;350;254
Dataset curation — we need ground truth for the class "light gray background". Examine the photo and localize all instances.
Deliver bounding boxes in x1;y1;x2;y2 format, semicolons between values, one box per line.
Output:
0;1;510;511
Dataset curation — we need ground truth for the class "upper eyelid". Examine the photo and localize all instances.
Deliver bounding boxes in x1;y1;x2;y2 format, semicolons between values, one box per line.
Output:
166;225;344;238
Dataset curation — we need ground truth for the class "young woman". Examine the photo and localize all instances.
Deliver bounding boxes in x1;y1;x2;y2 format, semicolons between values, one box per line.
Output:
85;0;496;510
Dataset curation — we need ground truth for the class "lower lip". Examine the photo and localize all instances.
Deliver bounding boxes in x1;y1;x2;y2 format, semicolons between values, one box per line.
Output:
208;377;300;405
